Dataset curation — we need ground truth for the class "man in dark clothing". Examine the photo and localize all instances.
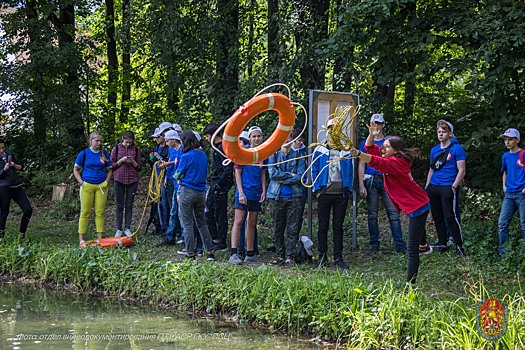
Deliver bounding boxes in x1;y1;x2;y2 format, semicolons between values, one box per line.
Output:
203;123;234;250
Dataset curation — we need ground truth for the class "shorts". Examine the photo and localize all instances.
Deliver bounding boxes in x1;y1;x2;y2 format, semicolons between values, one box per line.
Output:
234;197;262;212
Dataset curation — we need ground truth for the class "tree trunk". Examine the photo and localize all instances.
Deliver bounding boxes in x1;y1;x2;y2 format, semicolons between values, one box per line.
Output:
120;0;131;124
267;0;278;82
332;0;352;91
105;0;118;138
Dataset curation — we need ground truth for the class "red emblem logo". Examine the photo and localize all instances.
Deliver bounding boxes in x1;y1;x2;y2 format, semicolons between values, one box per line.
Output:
476;298;507;340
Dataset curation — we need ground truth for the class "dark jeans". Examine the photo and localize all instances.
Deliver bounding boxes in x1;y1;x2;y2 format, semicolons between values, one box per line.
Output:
317;193;348;261
407;210;429;284
165;189;182;242
427;184;463;246
365;176;405;250
0;186;33;234
498;191;525;256
205;186;229;246
178;186;213;254
445;186;461;239
270;198;301;260
114;181;138;230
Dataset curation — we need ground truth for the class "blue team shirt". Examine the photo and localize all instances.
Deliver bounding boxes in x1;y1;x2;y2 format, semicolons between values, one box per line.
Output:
177;149;208;191
360;138;386;176
501;151;525;193
166;147;179;178
235;159;267;201
75;148;112;184
429;143;466;186
170;147;183;191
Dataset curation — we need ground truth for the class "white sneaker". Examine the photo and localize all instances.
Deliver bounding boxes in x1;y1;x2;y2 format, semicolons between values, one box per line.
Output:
124;228;132;237
228;254;243;265
177;249;188;255
177;239;184;244
243;254;259;263
115;230;123;237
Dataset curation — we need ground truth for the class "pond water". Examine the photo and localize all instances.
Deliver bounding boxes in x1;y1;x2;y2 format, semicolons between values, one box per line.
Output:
0;282;320;349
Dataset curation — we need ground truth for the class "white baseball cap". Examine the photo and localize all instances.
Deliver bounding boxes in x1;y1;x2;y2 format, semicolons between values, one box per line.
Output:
192;131;202;142
158;122;173;134
151;127;161;137
164;130;180;140
172;123;182;132
437;119;454;133
326;118;335;128
240;131;250;141
300;236;314;256
501;128;520;139
248;126;262;137
370;113;385;123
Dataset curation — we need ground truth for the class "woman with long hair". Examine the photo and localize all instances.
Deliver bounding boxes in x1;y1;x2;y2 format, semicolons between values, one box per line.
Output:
351;124;430;291
73;131;113;245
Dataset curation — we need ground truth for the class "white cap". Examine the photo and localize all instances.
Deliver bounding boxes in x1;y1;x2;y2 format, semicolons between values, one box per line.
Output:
151;127;161;137
164;130;180;140
192;131;202;142
300;236;314;256
370;113;385;123
501;128;520;139
240;131;250;141
248;126;262;137
326;118;335;128
172;123;182;132
158;122;173;134
437;119;454;133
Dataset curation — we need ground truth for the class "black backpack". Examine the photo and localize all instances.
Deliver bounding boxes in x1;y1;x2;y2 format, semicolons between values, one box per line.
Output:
430;142;455;171
294;240;313;264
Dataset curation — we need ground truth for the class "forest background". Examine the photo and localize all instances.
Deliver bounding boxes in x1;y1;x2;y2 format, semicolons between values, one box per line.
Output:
0;0;524;192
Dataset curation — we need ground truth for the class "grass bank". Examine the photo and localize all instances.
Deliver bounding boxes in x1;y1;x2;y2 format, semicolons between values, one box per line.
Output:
1;187;525;348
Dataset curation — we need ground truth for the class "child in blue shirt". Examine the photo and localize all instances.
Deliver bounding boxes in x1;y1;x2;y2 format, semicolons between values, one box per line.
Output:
497;128;525;256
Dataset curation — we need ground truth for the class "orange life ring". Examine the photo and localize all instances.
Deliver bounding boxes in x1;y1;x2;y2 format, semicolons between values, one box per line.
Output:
222;93;295;165
80;237;134;248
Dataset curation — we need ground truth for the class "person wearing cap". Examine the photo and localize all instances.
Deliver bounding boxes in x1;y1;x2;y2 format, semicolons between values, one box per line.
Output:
497;128;525;256
358;113;406;255
110;130;142;238
350;123;430;292
174;130;216;261
156;129;183;247
425;119;466;257
267;132;306;266
311;118;353;269
148;122;174;235
202;123;234;251
229;125;267;264
239;131;250;147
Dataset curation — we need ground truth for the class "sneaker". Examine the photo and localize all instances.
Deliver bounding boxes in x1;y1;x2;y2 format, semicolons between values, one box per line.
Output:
456;245;465;258
270;257;285;266
446;237;454;247
156;239;176;248
396;246;407;255
244;254;259;263
182;254;196;261
124;228;132;237
228;253;243;265
177;248;188;255
176;239;184;244
369;245;380;254
206;253;216;261
419;245;433;255
430;241;446;248
115;230;123;238
435;245;449;253
284;259;295;267
196;251;203;257
213;244;228;251
334;259;349;269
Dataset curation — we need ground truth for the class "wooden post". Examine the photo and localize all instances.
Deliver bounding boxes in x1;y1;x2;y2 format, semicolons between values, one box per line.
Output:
52;183;72;201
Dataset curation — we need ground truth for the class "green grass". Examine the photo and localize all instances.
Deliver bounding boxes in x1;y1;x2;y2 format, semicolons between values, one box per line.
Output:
1;187;525;348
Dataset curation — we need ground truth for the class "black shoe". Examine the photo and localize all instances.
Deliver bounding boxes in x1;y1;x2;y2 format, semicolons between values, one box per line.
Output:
369;245;380;254
435;245;449;253
265;245;276;252
334;259;349;269
155;239;176;247
456;245;465;258
213;244;228;251
430;241;446;248
396;246;407;255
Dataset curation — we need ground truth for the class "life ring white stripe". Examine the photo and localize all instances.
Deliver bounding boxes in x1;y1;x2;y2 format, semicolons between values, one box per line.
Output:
267;93;275;109
277;123;294;131
223;133;238;142
250;148;259;163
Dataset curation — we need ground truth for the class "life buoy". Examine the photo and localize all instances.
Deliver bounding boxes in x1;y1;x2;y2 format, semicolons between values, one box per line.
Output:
222;93;295;165
80;237;134;248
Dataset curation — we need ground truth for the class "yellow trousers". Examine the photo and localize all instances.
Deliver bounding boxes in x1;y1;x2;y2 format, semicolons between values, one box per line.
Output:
78;181;108;234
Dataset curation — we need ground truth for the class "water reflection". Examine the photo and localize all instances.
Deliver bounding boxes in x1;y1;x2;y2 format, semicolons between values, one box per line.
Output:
0;282;319;349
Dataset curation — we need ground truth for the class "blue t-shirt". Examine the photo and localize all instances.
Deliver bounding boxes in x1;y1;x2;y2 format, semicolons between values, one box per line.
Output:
235;160;267;201
170;147;183;191
360;138;386;176
429;143;466;186
166;147;179;179
75;148;112;185
501;151;525;193
177;149;208;192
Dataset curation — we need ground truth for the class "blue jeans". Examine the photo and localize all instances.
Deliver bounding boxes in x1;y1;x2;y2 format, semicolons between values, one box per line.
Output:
498;191;525;256
165;189;182;242
365;176;405;250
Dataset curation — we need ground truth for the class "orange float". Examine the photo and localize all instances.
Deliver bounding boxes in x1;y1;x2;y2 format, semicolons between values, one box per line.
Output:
222;93;296;165
80;237;134;248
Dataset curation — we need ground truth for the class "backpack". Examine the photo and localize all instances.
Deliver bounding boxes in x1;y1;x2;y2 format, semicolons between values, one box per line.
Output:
430;142;455;171
79;148;110;167
294;236;314;264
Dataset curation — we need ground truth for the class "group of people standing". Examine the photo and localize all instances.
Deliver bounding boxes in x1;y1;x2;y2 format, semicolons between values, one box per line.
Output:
2;114;524;291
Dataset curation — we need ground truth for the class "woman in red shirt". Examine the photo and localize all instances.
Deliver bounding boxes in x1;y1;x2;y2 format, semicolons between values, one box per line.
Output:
351;123;430;292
